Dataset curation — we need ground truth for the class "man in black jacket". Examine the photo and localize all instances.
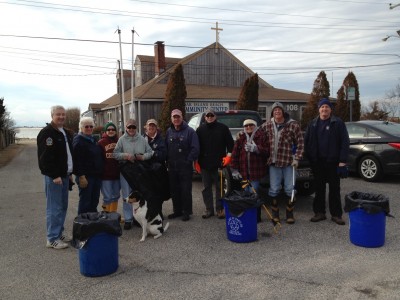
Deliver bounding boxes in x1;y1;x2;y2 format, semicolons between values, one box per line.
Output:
304;98;350;225
37;105;74;249
196;109;234;219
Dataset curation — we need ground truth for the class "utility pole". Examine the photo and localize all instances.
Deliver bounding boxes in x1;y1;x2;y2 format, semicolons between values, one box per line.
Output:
117;60;125;134
116;27;126;127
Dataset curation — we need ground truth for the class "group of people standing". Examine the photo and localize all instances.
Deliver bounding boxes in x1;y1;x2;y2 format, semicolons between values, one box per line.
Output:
37;98;349;249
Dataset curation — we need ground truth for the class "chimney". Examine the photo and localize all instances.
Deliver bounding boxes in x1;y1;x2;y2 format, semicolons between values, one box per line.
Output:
154;41;166;76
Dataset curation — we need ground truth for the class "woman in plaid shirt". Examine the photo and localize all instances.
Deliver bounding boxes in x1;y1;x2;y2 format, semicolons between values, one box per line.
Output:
230;119;269;192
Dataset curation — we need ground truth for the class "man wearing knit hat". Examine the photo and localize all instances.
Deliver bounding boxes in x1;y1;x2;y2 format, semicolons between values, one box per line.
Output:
262;102;304;224
98;122;120;213
304;98;350;225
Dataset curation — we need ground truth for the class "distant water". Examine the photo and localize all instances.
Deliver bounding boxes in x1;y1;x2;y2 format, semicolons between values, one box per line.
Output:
15;127;42;139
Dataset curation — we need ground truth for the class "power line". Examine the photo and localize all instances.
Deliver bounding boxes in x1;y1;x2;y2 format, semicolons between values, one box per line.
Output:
2;0;397;31
1;34;398;59
0;67;114;76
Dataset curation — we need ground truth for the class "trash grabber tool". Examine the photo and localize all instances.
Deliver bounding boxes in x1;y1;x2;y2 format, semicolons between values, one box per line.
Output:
291;165;296;203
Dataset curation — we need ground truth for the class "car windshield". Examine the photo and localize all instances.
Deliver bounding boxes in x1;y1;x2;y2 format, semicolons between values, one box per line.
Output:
373;122;400;137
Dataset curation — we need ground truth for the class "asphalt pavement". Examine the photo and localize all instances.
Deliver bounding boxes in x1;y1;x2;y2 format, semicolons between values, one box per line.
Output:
1;141;400;300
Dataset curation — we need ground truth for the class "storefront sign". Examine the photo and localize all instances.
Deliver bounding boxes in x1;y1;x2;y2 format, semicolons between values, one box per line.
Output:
185;102;230;113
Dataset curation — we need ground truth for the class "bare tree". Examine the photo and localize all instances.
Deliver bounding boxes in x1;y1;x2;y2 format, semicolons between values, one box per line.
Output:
381;81;400;119
65;107;81;133
360;101;388;120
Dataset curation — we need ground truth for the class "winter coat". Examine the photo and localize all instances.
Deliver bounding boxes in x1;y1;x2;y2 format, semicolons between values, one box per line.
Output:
165;121;199;170
196;121;234;170
262;113;304;167
304;115;350;164
231;127;268;181
143;129;167;163
113;132;153;161
98;133;120;180
72;133;104;177
37;122;73;179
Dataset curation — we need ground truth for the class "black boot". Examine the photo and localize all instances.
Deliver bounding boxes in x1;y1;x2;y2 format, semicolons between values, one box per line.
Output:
286;198;295;224
271;199;280;224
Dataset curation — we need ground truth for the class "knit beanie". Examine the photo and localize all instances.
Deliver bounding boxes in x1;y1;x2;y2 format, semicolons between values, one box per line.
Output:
271;102;284;116
318;98;333;108
104;121;116;131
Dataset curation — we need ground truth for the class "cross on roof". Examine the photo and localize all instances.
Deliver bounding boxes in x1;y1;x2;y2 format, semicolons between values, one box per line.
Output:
211;22;223;53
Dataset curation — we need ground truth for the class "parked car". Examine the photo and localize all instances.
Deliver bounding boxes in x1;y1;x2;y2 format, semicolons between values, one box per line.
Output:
188;110;314;196
345;120;400;182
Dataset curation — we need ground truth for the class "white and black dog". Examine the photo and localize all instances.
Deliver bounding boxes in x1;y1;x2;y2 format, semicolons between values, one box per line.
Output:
126;191;169;242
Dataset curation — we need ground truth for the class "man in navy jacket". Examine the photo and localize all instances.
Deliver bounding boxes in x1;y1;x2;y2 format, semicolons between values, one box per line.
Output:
166;109;199;221
304;98;350;225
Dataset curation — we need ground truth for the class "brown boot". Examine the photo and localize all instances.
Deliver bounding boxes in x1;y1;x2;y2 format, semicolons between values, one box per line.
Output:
271;199;280;224
286;201;295;224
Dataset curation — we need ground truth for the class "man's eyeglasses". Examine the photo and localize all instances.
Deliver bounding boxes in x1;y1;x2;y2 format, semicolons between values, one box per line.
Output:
84;125;94;129
205;114;215;118
244;124;255;128
127;125;137;129
107;128;116;131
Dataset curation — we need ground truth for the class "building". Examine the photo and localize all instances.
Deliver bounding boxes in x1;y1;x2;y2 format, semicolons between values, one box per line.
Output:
84;41;311;133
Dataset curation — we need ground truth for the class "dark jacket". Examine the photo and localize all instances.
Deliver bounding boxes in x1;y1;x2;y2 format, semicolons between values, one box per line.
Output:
304;115;350;164
72;133;104;177
165;121;199;169
37;122;73;179
143;129;167;163
98;133;120;180
196;121;234;170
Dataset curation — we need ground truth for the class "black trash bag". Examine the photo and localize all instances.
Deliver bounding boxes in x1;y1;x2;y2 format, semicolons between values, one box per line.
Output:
257;174;270;201
344;191;391;215
120;160;170;202
223;190;263;217
72;211;122;249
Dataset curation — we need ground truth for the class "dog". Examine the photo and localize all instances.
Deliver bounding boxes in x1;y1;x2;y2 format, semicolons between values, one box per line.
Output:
126;190;169;242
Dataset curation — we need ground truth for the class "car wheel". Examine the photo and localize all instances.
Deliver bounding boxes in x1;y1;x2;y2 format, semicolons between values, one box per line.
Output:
358;155;382;182
296;180;315;196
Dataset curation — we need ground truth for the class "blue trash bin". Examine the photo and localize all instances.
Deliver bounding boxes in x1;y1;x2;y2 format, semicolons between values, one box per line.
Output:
73;212;122;277
79;232;119;277
224;201;257;243
345;191;390;248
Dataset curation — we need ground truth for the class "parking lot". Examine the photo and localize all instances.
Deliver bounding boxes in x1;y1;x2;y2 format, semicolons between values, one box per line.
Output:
1;141;400;299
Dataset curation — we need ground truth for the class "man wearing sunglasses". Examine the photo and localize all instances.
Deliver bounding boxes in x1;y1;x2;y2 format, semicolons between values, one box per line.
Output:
165;109;199;222
113;119;153;229
196;108;234;219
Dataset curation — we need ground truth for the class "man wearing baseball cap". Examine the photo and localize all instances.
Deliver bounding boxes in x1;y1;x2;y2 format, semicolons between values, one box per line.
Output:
196;108;234;219
165;109;200;221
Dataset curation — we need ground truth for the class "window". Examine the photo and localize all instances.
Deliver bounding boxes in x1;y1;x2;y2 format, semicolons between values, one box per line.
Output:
107;111;112;122
346;124;366;138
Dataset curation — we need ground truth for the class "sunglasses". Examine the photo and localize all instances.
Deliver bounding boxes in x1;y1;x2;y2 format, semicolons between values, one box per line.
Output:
107;128;116;131
205;114;215;117
84;125;94;129
244;124;255;128
126;125;137;129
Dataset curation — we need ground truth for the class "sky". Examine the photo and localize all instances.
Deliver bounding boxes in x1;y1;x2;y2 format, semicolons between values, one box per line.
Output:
1;0;399;127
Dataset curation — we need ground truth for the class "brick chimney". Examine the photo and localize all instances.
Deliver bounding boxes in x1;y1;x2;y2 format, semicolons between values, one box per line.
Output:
154;41;166;76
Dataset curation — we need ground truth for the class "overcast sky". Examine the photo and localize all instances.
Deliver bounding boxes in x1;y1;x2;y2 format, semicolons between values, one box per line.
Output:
1;0;399;127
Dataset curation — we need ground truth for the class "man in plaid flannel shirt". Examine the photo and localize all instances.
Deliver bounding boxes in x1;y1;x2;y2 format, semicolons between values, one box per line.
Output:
262;102;304;224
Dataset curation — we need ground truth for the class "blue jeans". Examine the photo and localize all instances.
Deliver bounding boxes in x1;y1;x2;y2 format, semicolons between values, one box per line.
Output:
101;179;121;205
76;176;102;215
268;165;294;198
120;174;133;222
44;175;69;242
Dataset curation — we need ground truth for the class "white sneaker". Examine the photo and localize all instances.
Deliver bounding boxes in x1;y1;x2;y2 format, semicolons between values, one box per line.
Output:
46;239;68;249
60;234;72;242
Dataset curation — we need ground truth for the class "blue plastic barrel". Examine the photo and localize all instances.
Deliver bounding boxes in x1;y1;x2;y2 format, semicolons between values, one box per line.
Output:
79;232;119;277
349;208;386;248
224;202;257;243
